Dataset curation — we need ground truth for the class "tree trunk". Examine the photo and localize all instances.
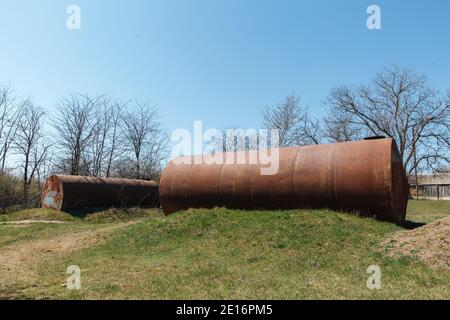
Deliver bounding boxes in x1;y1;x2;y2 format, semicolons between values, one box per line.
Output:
413;145;419;200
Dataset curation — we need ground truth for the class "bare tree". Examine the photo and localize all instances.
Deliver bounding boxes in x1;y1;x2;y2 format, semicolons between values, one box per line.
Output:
53;93;100;175
299;113;322;145
36;151;53;188
262;95;321;147
105;100;124;178
120;101;168;180
139;131;169;180
13;99;51;204
90;97;109;177
326;65;450;174
0;84;23;172
206;127;259;154
90;97;125;177
323;112;362;142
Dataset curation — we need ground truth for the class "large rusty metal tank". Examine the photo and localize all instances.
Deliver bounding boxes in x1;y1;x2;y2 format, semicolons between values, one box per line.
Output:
159;138;410;223
42;175;159;211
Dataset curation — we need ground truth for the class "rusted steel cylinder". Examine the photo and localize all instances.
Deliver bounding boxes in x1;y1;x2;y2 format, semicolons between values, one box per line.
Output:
42;175;159;211
159;138;410;223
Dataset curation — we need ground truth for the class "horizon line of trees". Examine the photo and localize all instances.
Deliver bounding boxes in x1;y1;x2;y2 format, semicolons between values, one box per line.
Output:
0;87;168;212
1;64;449;213
213;65;450;177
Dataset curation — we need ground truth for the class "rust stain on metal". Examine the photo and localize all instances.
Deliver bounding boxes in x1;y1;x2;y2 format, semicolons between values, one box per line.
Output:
159;138;410;223
42;175;159;211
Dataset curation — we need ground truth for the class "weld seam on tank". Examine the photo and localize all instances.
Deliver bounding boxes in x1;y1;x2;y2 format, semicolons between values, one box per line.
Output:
290;148;301;207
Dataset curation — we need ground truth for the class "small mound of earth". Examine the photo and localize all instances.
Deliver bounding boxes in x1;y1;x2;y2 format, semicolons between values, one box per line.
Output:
383;216;450;268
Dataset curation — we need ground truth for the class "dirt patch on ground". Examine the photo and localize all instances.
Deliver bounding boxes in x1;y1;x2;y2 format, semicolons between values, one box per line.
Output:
383;216;450;268
0;222;136;269
0;221;139;292
0;220;68;225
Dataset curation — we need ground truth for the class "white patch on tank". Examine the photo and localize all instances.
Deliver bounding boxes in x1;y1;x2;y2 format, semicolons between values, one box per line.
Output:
43;191;61;210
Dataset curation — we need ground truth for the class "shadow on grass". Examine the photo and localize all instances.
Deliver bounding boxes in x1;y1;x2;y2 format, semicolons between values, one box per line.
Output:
66;207;109;217
66;207;144;217
66;206;162;221
402;220;427;230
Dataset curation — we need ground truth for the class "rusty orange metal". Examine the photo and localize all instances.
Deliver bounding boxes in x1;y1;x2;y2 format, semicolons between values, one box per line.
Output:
159;138;410;223
42;175;159;211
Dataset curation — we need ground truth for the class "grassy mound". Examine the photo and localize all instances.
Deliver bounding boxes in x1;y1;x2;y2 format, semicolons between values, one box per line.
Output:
1;200;449;299
0;208;76;223
26;205;450;299
0;207;163;224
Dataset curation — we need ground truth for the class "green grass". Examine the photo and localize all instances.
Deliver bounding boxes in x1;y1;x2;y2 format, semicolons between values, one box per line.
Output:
406;199;450;223
0;208;77;222
1;200;450;299
0;207;162;224
0;207;162;250
0;223;90;249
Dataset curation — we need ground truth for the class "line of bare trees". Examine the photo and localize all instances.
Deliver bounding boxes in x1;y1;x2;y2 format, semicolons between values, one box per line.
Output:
52;93;168;180
0;87;168;212
238;65;450;175
1;64;449;212
0;85;52;210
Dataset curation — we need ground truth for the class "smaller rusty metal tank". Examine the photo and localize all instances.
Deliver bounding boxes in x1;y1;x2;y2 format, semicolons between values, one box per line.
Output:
42;175;159;211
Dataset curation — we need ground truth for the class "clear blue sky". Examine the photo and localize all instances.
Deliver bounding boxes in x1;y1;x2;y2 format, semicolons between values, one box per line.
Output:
1;0;449;132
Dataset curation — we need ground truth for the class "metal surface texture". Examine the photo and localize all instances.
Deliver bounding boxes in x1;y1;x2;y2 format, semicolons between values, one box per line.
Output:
42;175;159;211
159;138;410;223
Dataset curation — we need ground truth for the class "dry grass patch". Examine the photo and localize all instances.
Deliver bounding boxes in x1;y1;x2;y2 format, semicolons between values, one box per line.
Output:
383;216;450;269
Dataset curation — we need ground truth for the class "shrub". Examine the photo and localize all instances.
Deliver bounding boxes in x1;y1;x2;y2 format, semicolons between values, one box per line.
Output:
0;172;42;213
